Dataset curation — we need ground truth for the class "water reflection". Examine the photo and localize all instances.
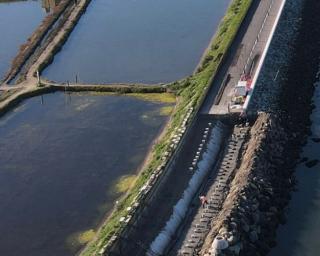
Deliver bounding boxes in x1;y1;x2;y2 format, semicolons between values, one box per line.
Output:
270;81;320;256
0;92;170;256
0;0;45;79
42;0;230;84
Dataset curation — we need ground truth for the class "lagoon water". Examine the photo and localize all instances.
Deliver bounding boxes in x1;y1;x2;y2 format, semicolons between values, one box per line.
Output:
42;0;230;84
270;80;320;256
0;92;169;256
0;0;45;80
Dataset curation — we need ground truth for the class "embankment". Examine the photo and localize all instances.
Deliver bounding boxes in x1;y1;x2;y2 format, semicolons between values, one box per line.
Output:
201;113;292;255
34;0;92;78
0;86;54;118
49;83;167;94
3;0;93;84
2;0;72;83
200;0;320;254
0;82;168;118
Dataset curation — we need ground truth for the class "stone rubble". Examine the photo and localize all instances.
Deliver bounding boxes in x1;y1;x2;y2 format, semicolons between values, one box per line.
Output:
201;113;294;256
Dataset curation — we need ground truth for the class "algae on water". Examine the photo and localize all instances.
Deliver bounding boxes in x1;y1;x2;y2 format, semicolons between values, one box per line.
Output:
67;229;96;249
115;175;137;193
129;93;176;103
160;106;174;116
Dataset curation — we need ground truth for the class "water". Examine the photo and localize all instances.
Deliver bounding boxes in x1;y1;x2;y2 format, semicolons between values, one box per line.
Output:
42;0;230;84
0;92;170;256
0;0;46;80
270;80;320;256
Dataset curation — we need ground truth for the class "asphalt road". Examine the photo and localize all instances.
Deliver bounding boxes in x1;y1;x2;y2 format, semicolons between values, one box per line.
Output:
200;0;285;115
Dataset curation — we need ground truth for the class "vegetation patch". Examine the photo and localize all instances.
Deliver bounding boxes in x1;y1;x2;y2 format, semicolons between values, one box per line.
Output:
159;106;174;116
128;92;176;103
67;229;96;249
114;175;137;194
51;84;166;94
85;91;176;104
78;230;96;245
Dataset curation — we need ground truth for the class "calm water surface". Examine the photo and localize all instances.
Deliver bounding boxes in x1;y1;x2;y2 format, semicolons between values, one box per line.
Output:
0;92;169;256
0;0;45;80
42;0;230;84
270;80;320;256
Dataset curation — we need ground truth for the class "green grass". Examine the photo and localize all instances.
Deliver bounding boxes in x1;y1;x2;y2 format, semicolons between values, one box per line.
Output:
67;229;96;249
80;0;253;255
76;91;176;104
78;230;96;245
114;175;137;194
128;92;176;103
159;106;174;116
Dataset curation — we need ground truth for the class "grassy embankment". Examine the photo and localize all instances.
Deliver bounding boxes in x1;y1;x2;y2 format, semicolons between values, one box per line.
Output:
36;0;93;76
79;0;253;255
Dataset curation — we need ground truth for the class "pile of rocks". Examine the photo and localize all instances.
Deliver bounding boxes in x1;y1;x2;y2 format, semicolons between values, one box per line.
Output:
178;124;249;256
203;113;294;256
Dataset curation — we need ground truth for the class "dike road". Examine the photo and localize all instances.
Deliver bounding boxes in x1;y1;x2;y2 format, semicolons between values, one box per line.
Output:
173;0;287;254
109;0;287;255
201;0;285;115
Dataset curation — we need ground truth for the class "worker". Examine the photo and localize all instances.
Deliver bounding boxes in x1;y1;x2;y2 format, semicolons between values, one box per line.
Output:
199;195;208;208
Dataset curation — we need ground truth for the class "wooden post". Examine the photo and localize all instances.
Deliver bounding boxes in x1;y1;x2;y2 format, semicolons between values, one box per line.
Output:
36;70;40;87
65;80;69;92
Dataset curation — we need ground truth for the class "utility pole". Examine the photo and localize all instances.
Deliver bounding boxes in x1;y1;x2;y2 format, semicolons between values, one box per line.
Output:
65;80;68;93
